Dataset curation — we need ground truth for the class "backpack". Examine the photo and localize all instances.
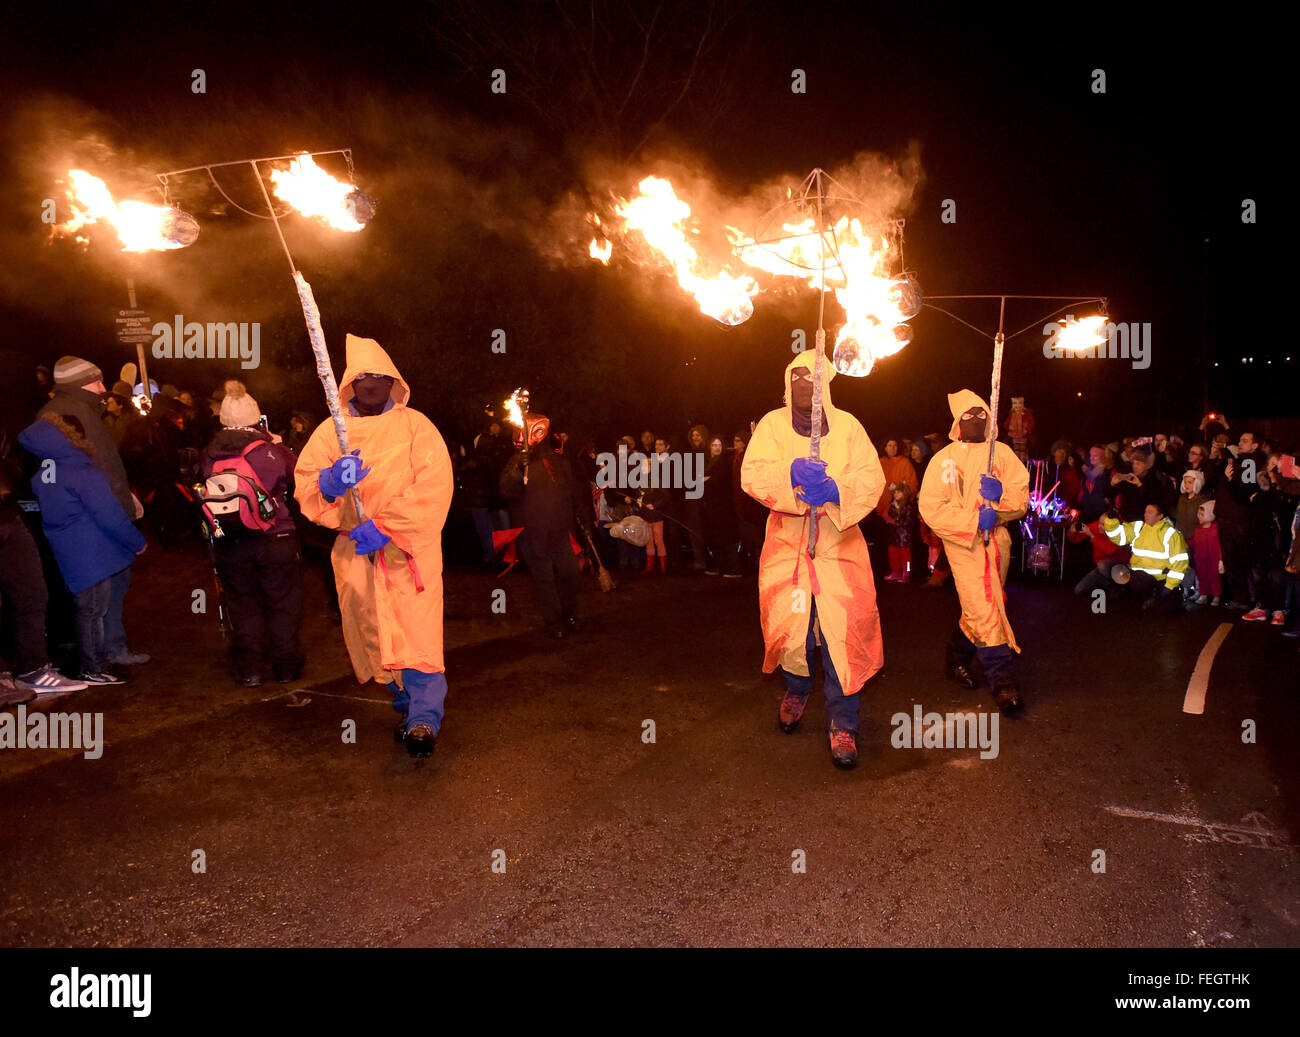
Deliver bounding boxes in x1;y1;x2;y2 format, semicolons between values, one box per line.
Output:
198;442;278;538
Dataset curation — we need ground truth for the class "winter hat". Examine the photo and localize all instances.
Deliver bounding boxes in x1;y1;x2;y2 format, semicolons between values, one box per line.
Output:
53;355;103;386
112;380;133;398
219;381;261;428
1197;499;1216;524
1181;469;1205;495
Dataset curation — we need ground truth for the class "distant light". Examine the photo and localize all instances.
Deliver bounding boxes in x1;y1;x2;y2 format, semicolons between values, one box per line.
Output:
1076;392;1082;397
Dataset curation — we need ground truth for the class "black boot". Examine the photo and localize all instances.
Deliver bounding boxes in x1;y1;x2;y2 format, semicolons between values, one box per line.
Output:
947;664;979;690
405;723;436;758
945;627;979;689
993;683;1023;713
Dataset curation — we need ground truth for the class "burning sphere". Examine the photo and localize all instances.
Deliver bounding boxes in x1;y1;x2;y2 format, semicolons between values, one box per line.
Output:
161;208;200;247
889;276;923;321
345;189;378;226
832;335;876;377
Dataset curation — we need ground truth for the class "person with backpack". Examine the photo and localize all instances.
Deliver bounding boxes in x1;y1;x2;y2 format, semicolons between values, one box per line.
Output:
199;383;303;686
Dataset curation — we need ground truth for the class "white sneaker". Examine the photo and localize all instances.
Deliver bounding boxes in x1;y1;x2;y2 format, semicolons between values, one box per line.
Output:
78;672;128;686
14;665;88;694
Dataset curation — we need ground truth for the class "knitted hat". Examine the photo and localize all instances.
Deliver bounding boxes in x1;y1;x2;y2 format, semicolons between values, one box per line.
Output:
53;355;103;386
112;380;133;398
219;381;261;428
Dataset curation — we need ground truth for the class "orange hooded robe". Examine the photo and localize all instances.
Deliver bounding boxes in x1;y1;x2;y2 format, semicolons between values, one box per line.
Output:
917;389;1029;650
741;350;886;695
294;334;453;684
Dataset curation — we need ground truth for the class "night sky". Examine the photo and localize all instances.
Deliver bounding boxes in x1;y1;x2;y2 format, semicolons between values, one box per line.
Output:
0;2;1284;451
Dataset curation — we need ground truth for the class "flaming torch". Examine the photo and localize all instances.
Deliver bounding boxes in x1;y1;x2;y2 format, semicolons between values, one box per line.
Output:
731;168;920;555
52;169;203;404
503;387;531;482
56;169;200;253
151;150;377;528
590;167;919;557
921;295;1110;544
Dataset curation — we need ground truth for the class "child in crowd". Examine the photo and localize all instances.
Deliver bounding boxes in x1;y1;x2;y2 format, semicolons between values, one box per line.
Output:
884;481;915;582
1191;499;1222;606
1175;469;1207;541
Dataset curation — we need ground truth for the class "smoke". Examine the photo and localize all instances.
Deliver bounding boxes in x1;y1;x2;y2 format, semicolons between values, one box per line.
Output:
0;82;923;445
539;140;925;316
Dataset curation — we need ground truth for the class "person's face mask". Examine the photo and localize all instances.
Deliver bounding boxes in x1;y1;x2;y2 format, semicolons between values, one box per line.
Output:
790;368;814;412
958;408;987;442
352;373;394;413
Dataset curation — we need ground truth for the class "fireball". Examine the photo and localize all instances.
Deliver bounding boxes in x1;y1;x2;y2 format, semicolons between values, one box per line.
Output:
58;170;198;252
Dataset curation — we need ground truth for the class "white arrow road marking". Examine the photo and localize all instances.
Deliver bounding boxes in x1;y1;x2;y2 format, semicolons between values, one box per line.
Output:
1183;623;1232;715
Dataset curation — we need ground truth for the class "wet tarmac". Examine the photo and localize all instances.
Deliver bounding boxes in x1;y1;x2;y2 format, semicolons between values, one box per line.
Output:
2;543;1298;946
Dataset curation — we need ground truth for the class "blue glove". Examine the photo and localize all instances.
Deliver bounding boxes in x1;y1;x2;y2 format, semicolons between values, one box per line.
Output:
790;457;828;489
978;505;998;531
319;449;371;501
979;474;1003;502
798;476;840;507
790;457;838;507
349;518;390;555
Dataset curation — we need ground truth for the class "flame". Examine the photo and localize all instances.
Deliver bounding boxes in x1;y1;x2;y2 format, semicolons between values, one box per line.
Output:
58;170;187;252
270;154;363;231
590;174;917;367
735;215;916;371
1057;314;1108;354
503;387;529;428
598;177;756;326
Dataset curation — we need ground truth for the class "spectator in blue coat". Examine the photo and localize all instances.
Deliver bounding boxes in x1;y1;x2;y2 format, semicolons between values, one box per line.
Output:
18;412;147;685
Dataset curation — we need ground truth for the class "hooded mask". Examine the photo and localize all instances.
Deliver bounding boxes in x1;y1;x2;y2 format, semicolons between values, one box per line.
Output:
784;349;834;436
516;414;550;449
338;334;410;412
947;389;993;443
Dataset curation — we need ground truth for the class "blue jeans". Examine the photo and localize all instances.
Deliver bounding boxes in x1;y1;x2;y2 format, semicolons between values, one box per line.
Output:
470;507;496;562
1074;557;1123;596
781;600;860;736
389;669;448;734
74;577;113;674
102;564;132;659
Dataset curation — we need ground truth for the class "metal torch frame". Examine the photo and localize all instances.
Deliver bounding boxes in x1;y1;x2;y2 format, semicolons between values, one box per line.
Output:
736;168;910;558
921;294;1109;543
151;149;369;525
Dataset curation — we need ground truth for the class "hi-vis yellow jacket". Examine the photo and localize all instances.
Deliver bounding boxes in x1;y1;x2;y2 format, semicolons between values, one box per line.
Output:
1103;515;1189;589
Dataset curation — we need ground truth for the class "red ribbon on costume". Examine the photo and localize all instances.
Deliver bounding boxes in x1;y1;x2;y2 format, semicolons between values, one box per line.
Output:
791;513;822;596
493;527;526;575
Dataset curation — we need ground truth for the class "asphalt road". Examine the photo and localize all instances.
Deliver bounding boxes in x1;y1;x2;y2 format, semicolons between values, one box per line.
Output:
2;543;1298;947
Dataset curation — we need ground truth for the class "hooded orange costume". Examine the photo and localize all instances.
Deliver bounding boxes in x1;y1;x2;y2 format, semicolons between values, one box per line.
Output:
918;390;1028;702
294;335;453;687
741;350;886;697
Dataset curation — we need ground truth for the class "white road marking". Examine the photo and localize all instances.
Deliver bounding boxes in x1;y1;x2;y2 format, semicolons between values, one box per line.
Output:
1105;805;1292;852
1183;623;1233;714
260;688;390;706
